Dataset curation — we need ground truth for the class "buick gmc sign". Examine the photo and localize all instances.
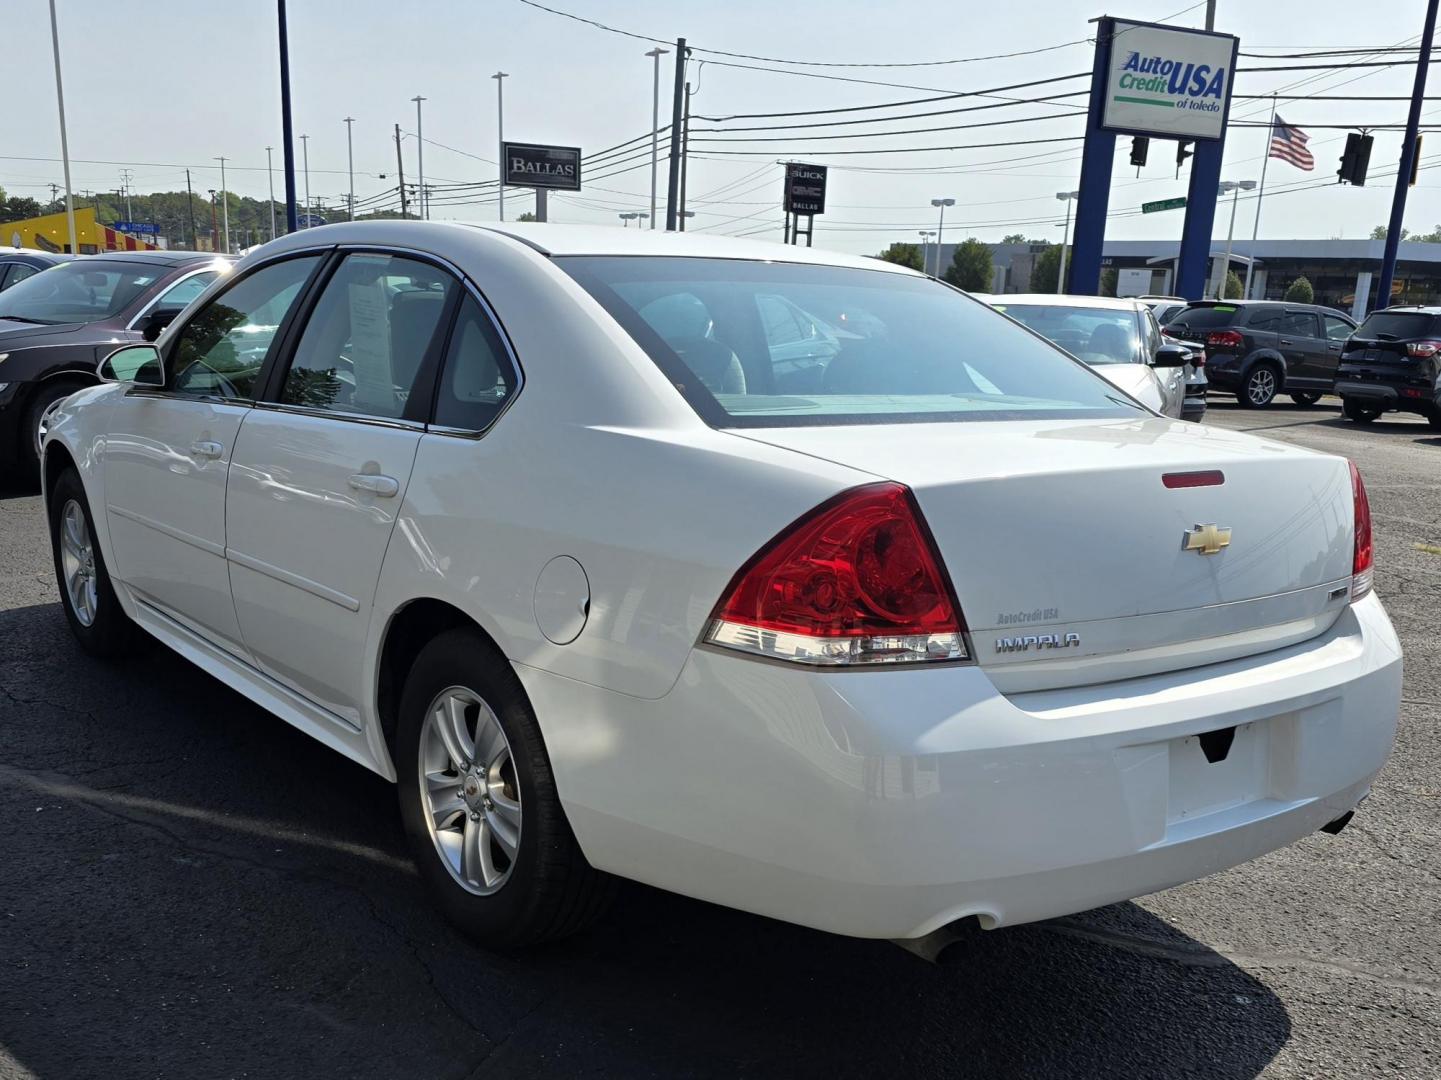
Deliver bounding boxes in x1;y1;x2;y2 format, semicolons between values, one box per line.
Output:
1101;21;1238;141
503;143;582;191
784;163;828;215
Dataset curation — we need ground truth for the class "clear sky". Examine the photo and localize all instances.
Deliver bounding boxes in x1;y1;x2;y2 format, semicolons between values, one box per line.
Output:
5;0;1439;254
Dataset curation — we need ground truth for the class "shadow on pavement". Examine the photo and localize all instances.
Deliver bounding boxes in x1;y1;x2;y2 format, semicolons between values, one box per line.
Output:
0;600;1291;1079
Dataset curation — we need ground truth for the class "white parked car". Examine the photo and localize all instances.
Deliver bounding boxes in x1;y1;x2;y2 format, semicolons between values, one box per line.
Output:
42;222;1401;950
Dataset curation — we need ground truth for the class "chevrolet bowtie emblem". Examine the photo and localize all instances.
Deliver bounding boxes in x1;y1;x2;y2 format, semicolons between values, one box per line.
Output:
1184;523;1232;556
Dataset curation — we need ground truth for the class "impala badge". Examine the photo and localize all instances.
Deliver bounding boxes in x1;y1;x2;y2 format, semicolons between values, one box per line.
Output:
995;632;1081;653
1184;523;1232;556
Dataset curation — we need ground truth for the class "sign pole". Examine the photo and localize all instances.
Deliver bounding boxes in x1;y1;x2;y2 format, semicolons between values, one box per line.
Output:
1066;17;1118;295
535;188;548;224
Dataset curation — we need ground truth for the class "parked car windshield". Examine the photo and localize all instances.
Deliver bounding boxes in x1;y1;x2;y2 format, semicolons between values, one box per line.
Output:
0;260;165;324
559;257;1139;427
1353;310;1441;340
1166;305;1243;330
990;303;1140;365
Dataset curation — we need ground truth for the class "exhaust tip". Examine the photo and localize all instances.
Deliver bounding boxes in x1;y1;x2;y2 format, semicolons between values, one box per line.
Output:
1320;809;1355;835
893;915;987;965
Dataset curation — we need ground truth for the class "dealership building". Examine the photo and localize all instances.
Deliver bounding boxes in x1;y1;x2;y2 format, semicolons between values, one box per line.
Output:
927;239;1441;321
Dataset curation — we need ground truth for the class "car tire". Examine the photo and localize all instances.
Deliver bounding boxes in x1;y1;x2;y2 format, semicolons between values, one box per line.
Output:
1289;391;1323;406
1343;399;1383;424
1238;364;1280;408
47;468;148;658
21;378;89;483
395;628;615;949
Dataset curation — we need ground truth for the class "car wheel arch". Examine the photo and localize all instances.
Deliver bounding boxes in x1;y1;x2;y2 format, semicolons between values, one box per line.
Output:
42;440;78;500
1242;351;1287;383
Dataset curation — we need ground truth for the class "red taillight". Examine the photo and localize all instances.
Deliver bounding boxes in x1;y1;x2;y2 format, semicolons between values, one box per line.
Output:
1406;340;1441;358
1350;461;1373;601
1163;469;1225;489
705;482;967;666
1206;329;1245;349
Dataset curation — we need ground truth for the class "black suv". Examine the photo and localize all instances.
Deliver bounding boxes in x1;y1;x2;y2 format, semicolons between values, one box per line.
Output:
1163;300;1356;408
1335;306;1441;429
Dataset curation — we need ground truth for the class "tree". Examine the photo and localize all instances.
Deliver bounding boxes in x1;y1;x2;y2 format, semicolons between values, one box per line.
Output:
1100;268;1118;297
1001;232;1029;244
1029;243;1062;293
876;242;924;271
517;211;538;222
944;237;993;291
1224;270;1244;299
1284;275;1314;303
0;194;44;225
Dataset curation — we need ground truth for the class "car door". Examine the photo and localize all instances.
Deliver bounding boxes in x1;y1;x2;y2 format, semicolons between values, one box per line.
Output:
1278;310;1325;387
1141;307;1184;416
1321;314;1354;382
224;250;459;724
101;253;324;655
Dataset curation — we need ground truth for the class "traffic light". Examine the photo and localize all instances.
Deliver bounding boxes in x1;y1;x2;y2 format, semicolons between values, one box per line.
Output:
1130;136;1150;167
1338;132;1374;186
1176;140;1193;177
1411;135;1424;186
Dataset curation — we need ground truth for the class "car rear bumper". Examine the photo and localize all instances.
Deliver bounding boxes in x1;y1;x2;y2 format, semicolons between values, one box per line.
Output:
517;593;1401;940
1336;377;1438;416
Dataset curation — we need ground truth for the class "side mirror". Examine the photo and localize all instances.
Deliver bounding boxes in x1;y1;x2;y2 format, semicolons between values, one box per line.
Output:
1153;343;1191;368
139;308;179;343
98;343;165;387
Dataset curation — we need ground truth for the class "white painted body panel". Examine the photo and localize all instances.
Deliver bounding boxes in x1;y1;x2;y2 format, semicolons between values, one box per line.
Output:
39;221;1404;940
1094;362;1168;414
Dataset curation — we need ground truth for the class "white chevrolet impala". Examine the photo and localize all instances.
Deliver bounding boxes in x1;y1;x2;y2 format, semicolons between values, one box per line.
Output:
41;222;1402;950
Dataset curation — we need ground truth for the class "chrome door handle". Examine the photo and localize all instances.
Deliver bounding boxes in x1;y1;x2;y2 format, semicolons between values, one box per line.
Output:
190;440;223;459
348;473;399;497
1279;339;1293;345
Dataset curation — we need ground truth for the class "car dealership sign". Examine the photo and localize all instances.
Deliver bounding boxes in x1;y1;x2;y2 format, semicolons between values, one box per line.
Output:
783;163;828;215
1101;21;1238;141
503;142;582;191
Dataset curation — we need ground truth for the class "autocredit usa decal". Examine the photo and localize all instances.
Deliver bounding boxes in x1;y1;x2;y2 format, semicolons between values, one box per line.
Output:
1101;21;1237;141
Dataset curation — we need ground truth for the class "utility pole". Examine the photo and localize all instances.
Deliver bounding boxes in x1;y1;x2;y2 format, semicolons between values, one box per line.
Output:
411;96;427;220
208;190;219;253
47;0;77;254
277;0;298;233
678;81;692;230
215;156;229;252
394;123;409;219
492;73;508;221
665;38;687;230
120;168;134;222
1377;0;1439;312
265;146;277;240
343;117;356;220
186;169;197;249
1205;0;1216;31
646;47;668;229
299;134;311;226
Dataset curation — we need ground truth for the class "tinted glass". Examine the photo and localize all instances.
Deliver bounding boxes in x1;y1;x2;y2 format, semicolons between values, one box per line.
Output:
1354;311;1441;340
1248;311;1283;332
432;296;517;430
560;257;1138;426
1280;312;1319;338
1168;305;1242;330
170;256;321;399
281;253;455;419
1324;315;1355;342
995;303;1141;364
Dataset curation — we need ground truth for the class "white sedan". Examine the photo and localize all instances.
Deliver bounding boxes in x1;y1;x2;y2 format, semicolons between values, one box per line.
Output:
41;222;1401;949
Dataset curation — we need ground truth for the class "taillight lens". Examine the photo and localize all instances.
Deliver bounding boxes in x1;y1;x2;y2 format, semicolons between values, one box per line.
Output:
705;482;967;666
1206;329;1245;349
1350;461;1373;601
1406;340;1441;358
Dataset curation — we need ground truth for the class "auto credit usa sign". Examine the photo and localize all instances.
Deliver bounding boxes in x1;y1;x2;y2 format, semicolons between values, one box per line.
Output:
1101;20;1238;141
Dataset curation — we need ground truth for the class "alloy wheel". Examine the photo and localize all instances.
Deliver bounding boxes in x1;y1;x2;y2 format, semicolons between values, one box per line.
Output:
1246;368;1276;406
418;686;522;895
58;499;98;627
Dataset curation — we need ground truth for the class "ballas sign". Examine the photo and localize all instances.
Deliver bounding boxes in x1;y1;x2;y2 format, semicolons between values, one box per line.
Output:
1101;21;1238;141
502;142;582;191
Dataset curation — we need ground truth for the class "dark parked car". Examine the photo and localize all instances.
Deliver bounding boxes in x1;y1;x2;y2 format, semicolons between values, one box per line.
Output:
0;249;72;293
1335;305;1441;429
0;251;231;477
1163;300;1356;408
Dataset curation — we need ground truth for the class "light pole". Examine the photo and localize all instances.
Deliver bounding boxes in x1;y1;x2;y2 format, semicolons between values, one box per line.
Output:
343;117;356;221
265;146;277;239
411;95;427;220
47;0;77;255
930;198;955;277
645;47;669;229
1055;190;1079;294
215;157;229;253
492;72;508;221
299;134;311;227
1217;180;1257;298
918;230;936;275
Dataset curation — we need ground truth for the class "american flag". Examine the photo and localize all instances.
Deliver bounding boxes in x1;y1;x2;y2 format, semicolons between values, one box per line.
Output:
1269;115;1315;171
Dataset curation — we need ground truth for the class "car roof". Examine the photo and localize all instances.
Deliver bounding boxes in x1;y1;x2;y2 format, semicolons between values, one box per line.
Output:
994;293;1146;310
75;250;232;267
1372;305;1441;314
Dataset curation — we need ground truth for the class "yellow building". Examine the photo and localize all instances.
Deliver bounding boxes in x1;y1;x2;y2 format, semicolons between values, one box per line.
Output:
3;207;160;255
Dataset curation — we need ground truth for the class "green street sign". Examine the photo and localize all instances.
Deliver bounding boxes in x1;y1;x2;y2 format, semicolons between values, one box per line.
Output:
1142;196;1188;214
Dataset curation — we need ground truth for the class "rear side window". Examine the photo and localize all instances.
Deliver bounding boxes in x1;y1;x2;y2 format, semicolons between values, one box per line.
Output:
559;256;1137;427
432;296;517;431
1248;311;1283;332
1169;306;1241;330
1355;311;1441;340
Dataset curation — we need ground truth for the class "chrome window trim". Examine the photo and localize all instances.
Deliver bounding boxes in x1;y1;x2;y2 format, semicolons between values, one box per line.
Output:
123;265;227;331
251;399;427;432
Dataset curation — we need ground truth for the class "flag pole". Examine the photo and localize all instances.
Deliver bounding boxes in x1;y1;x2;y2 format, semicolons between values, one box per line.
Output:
1242;95;1276;301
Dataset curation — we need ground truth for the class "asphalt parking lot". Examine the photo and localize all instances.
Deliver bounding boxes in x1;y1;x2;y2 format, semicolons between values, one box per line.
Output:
1;400;1437;1080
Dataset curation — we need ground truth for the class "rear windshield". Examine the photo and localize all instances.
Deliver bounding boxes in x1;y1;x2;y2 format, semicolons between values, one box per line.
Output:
1354;311;1441;340
557;257;1139;427
991;303;1140;364
1167;305;1242;330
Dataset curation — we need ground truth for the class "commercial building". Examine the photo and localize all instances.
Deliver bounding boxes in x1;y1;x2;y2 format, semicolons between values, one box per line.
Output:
2;207;161;255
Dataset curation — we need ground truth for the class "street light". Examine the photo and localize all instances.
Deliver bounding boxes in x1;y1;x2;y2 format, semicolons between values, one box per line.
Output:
918;230;936;274
46;0;77;255
1217;179;1258;298
343;117;356;221
214;157;229;253
265;146;277;240
645;47;669;230
1055;190;1079;293
930;198;955;277
299;133;311;227
411;96;427;220
492;72;508;221
619;212;639;227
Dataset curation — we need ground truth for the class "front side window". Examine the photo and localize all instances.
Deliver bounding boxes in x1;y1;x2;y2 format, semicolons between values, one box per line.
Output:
432;296;517;431
169;255;321;400
994;302;1141;365
1324;315;1355;342
152;271;218;314
560;257;1138;426
280;253;456;420
1;263;39;292
0;259;166;324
